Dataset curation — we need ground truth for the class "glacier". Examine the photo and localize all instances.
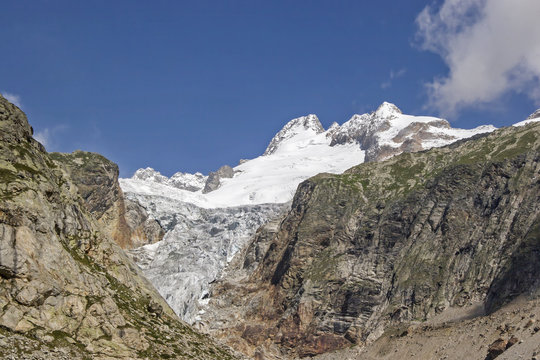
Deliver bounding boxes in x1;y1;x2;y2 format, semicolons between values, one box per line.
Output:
120;102;498;323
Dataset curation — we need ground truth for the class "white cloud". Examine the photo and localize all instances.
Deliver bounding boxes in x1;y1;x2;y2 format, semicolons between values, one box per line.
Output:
33;125;68;150
381;68;407;89
415;0;540;115
34;128;50;148
2;92;22;108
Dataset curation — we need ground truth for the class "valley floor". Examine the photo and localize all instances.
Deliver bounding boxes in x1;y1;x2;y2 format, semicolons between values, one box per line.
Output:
313;296;540;360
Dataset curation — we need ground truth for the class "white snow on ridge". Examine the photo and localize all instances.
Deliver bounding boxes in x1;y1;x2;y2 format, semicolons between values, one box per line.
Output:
513;117;540;127
121;114;366;208
121;103;540;213
119;102;527;324
204;134;365;206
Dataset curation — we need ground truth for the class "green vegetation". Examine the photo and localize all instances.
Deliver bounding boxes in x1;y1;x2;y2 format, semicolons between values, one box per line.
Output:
0;167;18;183
13;162;41;176
320;123;540;206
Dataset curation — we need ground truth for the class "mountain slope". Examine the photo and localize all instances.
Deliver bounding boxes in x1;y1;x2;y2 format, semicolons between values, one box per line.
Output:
119;104;496;325
0;95;237;359
199;121;540;359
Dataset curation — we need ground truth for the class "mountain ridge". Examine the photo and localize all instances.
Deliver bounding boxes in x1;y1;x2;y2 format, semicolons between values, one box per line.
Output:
118;103;535;330
121;102;496;208
198;121;540;359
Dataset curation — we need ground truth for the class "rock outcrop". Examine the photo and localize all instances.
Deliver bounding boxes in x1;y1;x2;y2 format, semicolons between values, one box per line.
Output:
0;94;236;359
200;122;540;359
527;109;540;120
202;165;235;193
49;151;164;249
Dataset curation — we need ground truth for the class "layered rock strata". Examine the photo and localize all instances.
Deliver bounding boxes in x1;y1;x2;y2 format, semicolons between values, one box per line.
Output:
200;122;540;359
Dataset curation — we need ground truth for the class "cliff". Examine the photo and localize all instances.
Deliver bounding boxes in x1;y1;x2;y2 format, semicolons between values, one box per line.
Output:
49;151;164;249
0;94;236;359
200;122;540;359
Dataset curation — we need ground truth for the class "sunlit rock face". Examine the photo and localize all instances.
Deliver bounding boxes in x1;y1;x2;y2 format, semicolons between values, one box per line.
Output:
198;122;540;359
0;94;237;359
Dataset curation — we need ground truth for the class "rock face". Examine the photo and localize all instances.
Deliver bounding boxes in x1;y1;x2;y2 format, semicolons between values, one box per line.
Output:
527;108;540;120
49;151;164;249
200;122;540;358
0;95;236;359
202;165;235;193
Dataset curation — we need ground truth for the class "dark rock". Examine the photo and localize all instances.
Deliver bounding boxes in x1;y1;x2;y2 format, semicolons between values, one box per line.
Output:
506;335;519;348
485;338;507;360
202;165;234;193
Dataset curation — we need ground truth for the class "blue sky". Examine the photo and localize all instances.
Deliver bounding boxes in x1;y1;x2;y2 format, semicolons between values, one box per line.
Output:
1;1;539;177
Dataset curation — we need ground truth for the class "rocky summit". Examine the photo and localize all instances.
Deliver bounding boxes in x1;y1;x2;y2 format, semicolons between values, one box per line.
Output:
0;94;237;359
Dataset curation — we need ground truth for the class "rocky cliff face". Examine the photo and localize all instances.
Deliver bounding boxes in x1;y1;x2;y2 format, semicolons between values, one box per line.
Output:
203;165;235;194
0;95;236;359
49;151;164;249
200;122;540;359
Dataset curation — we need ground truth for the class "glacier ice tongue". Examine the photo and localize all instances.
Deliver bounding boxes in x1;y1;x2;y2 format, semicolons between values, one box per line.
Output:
127;191;287;323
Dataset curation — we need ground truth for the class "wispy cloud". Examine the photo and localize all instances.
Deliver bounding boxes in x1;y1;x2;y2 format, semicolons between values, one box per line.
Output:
2;91;22;108
33;125;68;150
381;68;407;89
415;0;540;116
34;128;50;148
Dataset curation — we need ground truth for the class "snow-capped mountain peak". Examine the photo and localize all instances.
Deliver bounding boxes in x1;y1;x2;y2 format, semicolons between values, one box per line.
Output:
123;103;499;209
527;109;540;120
374;101;402;118
119;102;506;324
132;167;207;192
133;167;168;183
329;103;495;162
263;114;324;155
